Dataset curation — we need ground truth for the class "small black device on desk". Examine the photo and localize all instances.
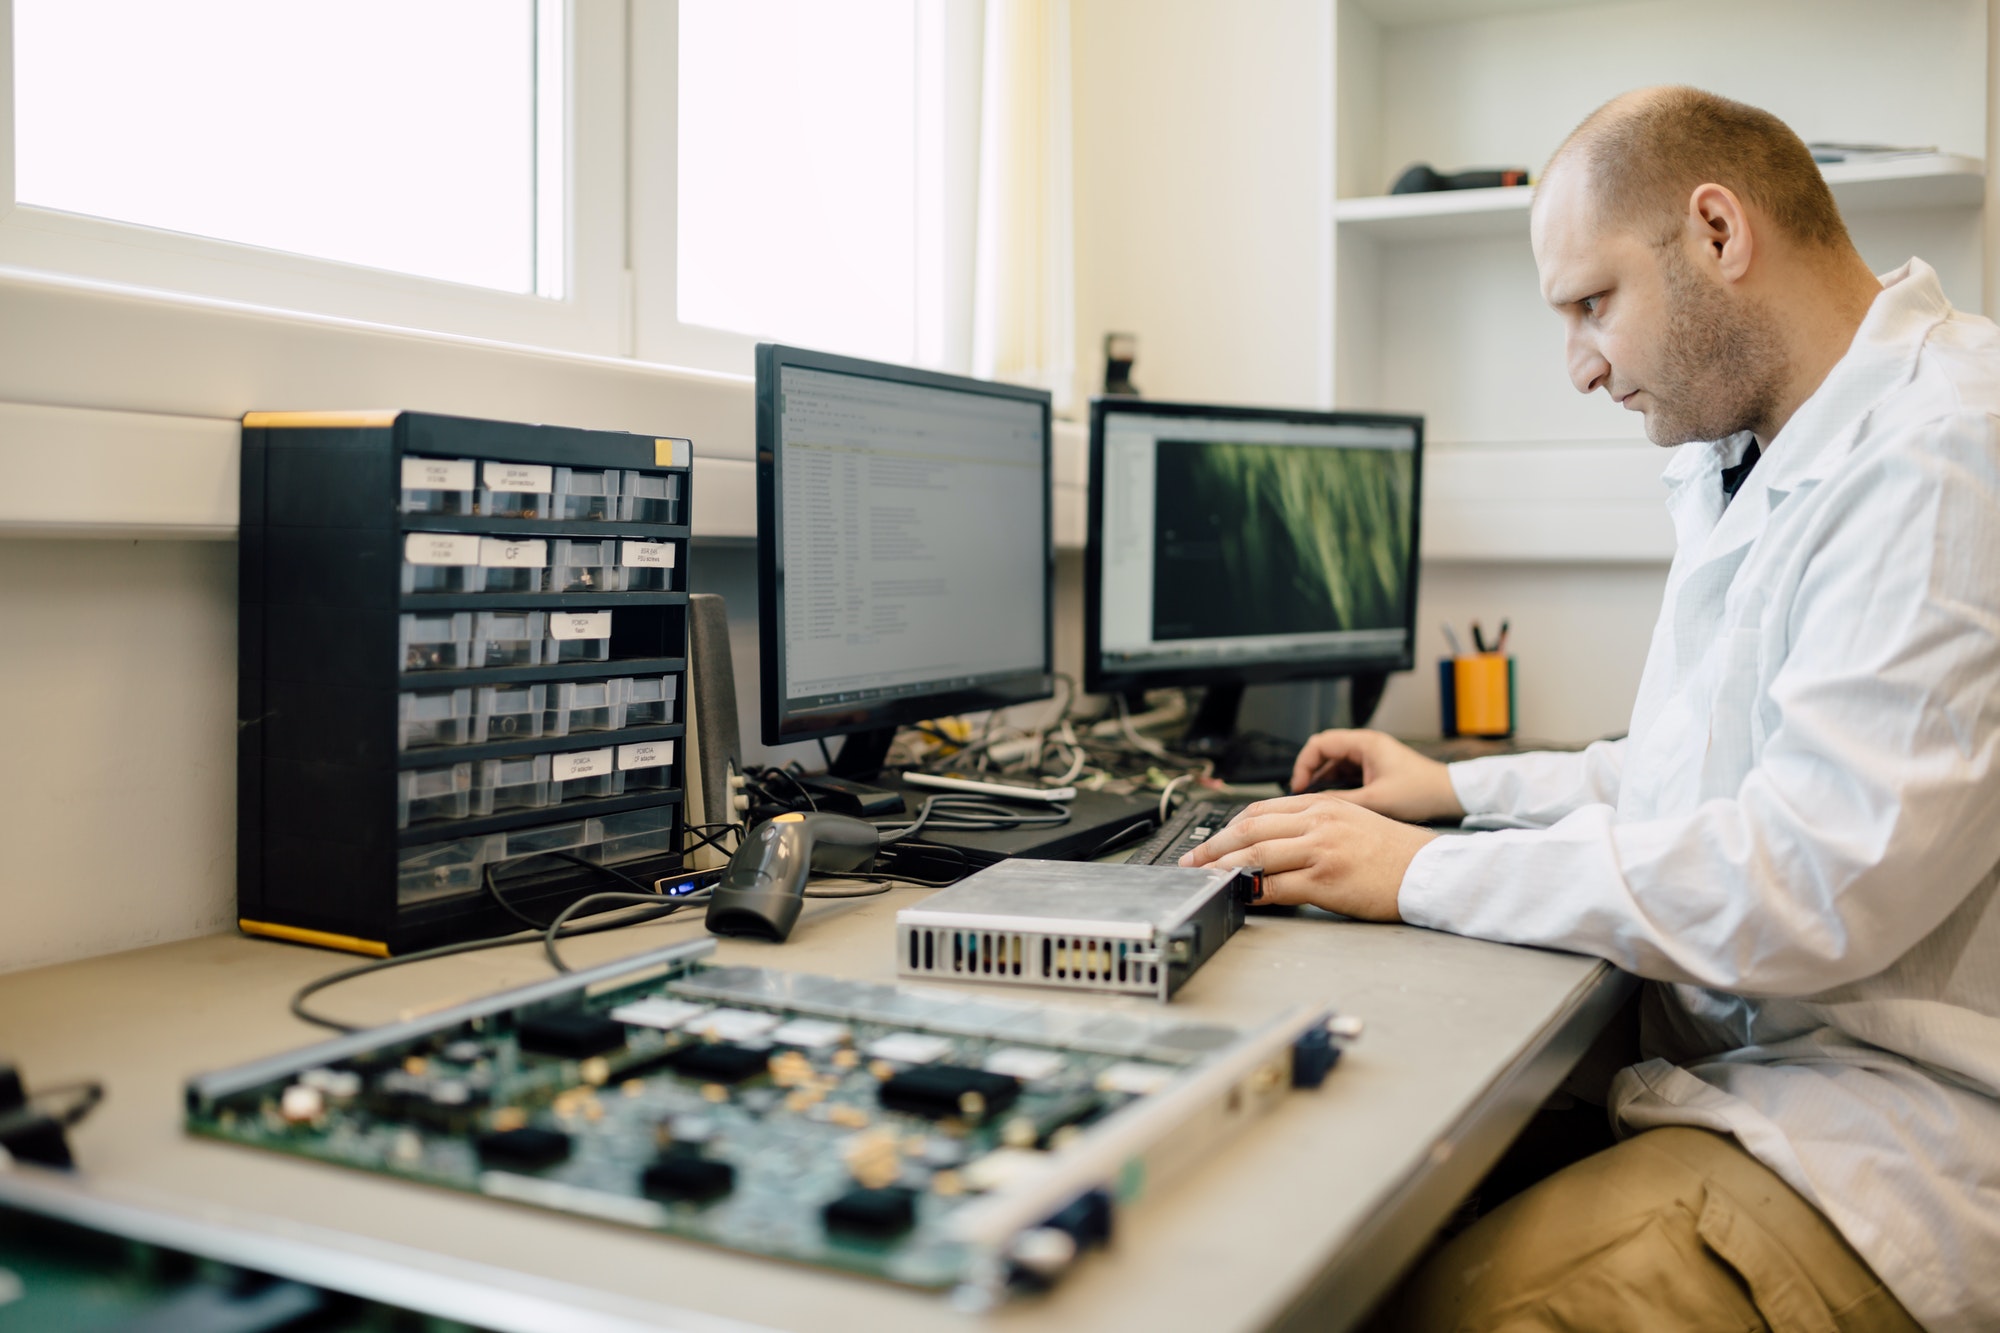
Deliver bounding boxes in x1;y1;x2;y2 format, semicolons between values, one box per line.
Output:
875;781;1160;883
706;812;879;943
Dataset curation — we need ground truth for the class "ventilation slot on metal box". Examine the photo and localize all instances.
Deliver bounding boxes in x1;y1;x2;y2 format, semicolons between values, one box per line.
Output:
898;924;1164;996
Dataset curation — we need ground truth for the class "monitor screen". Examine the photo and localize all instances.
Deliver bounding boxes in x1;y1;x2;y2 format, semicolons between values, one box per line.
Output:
757;345;1054;757
1085;399;1423;693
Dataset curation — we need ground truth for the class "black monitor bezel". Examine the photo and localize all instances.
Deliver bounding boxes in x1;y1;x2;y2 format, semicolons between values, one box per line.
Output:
1083;396;1426;696
756;343;1056;749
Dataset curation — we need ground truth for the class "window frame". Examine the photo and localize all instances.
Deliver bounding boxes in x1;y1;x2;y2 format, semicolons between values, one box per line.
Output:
0;0;631;356
628;0;985;376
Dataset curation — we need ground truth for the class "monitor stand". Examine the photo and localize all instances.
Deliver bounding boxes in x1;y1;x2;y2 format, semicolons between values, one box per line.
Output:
1178;673;1388;784
826;727;897;781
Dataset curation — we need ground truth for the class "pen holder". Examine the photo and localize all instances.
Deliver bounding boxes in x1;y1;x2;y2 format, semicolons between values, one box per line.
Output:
1439;654;1515;738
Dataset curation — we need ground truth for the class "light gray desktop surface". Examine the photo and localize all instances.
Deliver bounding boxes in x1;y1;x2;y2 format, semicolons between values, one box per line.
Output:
0;880;1632;1332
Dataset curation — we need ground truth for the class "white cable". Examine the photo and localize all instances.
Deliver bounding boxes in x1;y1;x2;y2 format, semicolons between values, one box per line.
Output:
1117;693;1176;761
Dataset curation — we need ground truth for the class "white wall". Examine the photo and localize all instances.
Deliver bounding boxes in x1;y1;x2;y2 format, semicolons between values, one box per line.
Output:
0;538;238;971
1070;0;1334;412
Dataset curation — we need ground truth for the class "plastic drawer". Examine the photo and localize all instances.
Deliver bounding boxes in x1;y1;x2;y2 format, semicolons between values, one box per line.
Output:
616;738;676;793
397;762;472;828
399;456;478;516
400;537;481;595
547;538;624;594
396;834;504;905
505;820;593;856
470;755;551;816
545;678;623;737
477;460;553;519
472;683;545;743
473;610;545;669
400;612;472;672
617;470;682;524
398;687;474;750
621;674;678;726
551;467;620;521
546;610;611;664
476;536;548;594
618;540;676;591
551;746;622;803
593;807;678;865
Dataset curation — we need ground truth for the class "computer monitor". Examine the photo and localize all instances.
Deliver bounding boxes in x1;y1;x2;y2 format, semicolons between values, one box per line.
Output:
756;344;1055;778
1084;398;1424;761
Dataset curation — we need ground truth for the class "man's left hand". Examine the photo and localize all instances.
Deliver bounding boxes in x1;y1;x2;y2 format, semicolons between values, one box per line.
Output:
1177;794;1439;921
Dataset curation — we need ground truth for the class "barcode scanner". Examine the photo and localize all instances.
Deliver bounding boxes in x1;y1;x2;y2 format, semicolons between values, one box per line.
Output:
705;812;881;943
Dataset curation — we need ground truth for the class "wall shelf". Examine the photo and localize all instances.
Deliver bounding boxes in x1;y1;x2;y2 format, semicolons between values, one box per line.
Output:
1333;153;1986;243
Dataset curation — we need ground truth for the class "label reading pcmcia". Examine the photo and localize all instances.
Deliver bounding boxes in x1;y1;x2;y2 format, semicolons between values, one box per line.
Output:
403;533;481;566
482;461;554;493
548;611;612;641
400;457;476;491
618;741;674;771
552;749;614;781
621;541;676;568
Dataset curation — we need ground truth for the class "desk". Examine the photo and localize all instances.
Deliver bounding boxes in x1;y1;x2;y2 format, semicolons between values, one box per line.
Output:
0;887;1632;1332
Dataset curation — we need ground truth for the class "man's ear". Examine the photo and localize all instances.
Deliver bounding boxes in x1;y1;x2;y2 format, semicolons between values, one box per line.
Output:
1687;182;1753;282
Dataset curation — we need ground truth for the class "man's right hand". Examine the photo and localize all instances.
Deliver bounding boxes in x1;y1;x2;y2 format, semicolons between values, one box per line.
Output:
1290;729;1464;825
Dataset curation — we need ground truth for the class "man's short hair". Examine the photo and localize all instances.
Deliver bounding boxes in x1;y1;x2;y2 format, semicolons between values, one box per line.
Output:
1550;87;1851;251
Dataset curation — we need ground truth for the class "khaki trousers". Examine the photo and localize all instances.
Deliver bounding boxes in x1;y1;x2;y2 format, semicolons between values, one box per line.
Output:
1379;1127;1920;1332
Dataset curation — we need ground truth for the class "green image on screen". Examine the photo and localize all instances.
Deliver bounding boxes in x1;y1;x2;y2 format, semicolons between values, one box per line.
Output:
1151;438;1414;641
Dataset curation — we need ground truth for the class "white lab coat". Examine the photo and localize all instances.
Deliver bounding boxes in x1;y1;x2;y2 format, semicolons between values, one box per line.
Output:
1400;259;2000;1331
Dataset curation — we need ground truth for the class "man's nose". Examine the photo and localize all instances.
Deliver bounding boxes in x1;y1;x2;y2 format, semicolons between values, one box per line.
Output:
1568;334;1609;396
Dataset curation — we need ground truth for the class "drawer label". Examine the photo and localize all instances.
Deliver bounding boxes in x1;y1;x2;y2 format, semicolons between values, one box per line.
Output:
621;541;676;568
618;740;675;770
549;611;612;640
482;461;553;493
401;457;475;491
479;537;548;568
553;748;614;781
403;533;481;565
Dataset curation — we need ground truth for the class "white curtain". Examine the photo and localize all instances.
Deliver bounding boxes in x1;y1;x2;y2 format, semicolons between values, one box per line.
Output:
971;0;1075;409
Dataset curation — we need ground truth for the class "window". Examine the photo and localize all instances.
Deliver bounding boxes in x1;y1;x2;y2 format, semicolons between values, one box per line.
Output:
0;0;980;371
631;0;984;374
14;0;561;296
0;0;624;354
677;1;918;363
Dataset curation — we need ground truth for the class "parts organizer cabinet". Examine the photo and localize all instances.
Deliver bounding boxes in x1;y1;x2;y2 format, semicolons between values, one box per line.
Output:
238;411;693;956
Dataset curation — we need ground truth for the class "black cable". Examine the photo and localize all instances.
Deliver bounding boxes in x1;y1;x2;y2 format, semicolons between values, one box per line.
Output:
484;848;656;932
751;764;819;813
289;885;724;1035
0;1079;106;1138
543;889;713;973
683;821;744;859
817;737;836;771
304;848;713;1032
876;794;1071;844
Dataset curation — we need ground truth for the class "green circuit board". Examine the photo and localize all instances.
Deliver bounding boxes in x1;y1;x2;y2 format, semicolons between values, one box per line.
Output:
185;955;1327;1299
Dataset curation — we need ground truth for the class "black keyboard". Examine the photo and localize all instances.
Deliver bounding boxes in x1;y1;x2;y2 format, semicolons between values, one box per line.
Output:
1125;795;1255;867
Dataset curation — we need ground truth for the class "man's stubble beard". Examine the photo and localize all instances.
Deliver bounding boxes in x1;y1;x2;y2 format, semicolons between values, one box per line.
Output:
1643;245;1789;448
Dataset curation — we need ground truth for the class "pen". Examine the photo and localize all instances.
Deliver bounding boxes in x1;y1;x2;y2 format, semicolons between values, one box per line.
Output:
1443;622;1464;656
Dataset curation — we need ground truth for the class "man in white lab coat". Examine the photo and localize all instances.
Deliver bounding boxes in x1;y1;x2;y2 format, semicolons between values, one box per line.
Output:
1186;87;2000;1331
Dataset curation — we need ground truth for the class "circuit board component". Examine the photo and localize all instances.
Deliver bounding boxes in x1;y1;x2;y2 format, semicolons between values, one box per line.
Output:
186;940;1354;1304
